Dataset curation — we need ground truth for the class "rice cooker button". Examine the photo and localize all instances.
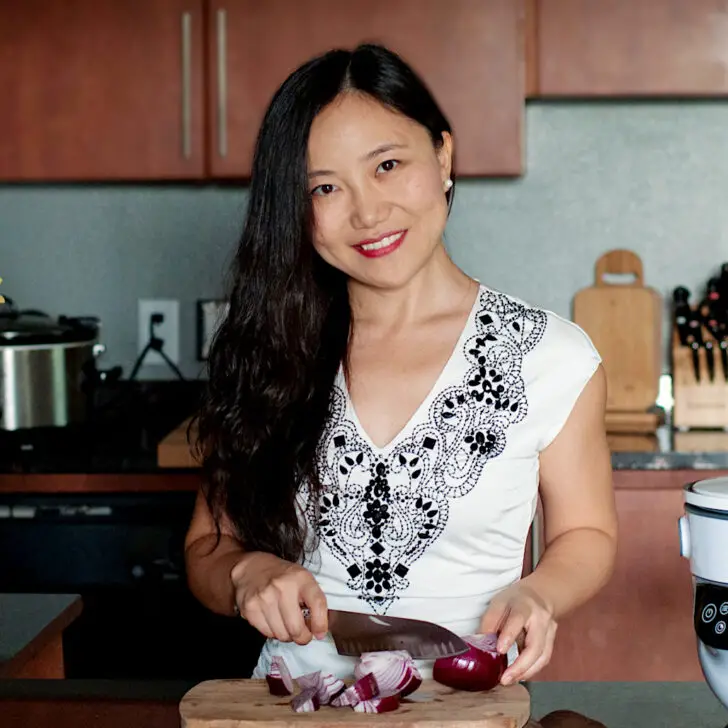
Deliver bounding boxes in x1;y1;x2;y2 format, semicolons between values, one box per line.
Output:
716;621;726;635
703;604;717;623
720;602;728;616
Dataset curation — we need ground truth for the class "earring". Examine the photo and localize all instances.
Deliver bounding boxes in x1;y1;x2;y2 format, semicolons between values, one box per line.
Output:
444;178;453;191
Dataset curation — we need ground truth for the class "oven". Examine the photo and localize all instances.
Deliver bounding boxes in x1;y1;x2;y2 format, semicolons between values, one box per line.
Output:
0;490;264;680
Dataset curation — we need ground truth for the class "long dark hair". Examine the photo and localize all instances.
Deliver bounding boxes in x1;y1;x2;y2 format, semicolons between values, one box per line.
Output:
193;44;455;563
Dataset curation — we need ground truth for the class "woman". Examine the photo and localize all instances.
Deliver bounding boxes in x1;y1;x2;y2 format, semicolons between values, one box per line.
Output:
185;44;616;727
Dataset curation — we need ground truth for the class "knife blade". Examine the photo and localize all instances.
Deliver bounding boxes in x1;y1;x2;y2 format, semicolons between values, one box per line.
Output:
322;609;469;659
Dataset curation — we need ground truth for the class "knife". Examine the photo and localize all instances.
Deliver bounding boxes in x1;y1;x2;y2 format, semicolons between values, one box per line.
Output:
304;608;469;659
674;287;701;382
702;278;728;382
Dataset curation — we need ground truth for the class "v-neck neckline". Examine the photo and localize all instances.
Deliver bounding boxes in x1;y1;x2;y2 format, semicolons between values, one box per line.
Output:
339;285;483;453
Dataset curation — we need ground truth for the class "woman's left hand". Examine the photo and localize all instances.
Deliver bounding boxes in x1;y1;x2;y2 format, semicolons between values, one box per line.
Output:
479;581;557;685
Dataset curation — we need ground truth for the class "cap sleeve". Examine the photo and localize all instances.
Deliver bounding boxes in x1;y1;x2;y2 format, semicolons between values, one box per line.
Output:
527;312;602;452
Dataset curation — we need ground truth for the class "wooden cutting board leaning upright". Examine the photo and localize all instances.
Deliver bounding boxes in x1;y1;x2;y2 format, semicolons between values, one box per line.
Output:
572;249;662;433
179;679;531;727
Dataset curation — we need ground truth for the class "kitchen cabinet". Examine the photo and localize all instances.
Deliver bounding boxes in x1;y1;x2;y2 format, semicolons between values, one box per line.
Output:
1;0;525;182
532;471;727;682
206;0;525;178
533;0;728;97
0;0;205;181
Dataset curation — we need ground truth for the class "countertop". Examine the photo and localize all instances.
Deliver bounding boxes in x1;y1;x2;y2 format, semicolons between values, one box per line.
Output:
2;378;728;474
0;594;83;678
0;380;204;475
0;679;724;728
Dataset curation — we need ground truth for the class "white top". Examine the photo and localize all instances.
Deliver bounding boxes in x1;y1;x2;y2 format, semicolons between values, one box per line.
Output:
687;477;728;513
252;284;601;680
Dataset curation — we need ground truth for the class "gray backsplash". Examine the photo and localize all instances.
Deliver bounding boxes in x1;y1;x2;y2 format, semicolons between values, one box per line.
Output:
2;101;728;380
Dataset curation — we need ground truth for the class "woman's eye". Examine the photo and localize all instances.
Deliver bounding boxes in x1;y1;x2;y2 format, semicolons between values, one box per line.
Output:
311;183;336;197
377;159;399;174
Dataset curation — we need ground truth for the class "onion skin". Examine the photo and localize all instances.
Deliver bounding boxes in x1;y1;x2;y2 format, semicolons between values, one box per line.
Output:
291;686;321;713
297;671;346;705
354;651;422;697
353;693;401;714
432;633;507;692
331;672;379;707
266;656;296;696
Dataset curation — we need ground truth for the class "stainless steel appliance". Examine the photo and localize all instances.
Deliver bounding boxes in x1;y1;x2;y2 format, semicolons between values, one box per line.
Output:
679;476;728;712
0;307;105;430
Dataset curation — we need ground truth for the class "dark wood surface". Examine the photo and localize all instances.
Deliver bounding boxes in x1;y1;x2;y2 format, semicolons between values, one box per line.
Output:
0;0;205;180
0;594;83;679
0;697;180;728
0;473;201;494
207;0;525;178
536;0;728;96
533;472;708;681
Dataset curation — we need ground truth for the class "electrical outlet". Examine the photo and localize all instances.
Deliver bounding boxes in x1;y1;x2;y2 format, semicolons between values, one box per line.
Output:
138;299;180;366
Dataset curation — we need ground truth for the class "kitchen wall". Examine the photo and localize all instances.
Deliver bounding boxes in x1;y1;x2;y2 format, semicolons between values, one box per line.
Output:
2;101;728;380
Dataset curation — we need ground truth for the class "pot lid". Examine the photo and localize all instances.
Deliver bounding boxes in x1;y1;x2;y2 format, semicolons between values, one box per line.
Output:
686;477;728;513
0;312;99;346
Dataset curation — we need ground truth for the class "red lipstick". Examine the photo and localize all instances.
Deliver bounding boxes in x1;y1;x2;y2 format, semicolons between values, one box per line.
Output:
354;230;407;258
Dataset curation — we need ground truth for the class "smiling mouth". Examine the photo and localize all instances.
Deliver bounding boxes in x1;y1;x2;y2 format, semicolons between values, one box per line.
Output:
355;231;407;257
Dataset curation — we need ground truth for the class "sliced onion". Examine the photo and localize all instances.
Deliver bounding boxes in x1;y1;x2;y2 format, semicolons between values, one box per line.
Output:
290;686;320;713
432;633;507;692
266;655;296;696
354;650;422;697
353;692;401;714
297;670;346;705
330;672;379;707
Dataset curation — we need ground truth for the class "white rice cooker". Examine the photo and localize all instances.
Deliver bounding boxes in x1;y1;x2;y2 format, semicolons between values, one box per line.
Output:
679;476;728;711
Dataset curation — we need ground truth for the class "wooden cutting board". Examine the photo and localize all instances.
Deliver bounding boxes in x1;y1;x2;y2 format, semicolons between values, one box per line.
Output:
157;417;200;468
572;249;662;415
179;679;531;728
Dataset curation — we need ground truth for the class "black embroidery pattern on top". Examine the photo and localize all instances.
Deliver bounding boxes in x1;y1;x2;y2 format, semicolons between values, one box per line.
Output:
305;289;548;613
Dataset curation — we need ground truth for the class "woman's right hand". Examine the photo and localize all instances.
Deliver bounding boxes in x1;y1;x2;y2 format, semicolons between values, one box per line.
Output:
230;552;328;645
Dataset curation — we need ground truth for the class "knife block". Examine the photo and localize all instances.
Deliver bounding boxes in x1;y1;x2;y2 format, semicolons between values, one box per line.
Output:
672;322;728;429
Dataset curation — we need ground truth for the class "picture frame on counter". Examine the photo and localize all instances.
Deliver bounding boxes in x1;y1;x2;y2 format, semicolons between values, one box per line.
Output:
196;299;229;361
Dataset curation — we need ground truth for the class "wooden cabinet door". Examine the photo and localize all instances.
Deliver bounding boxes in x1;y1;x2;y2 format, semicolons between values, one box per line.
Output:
534;483;703;681
0;0;205;181
207;0;525;179
536;0;728;96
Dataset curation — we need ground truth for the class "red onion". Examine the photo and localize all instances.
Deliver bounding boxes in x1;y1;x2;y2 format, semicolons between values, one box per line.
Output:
330;672;379;707
354;650;422;697
297;670;346;705
432;633;507;692
290;686;320;713
266;655;296;696
353;692;401;714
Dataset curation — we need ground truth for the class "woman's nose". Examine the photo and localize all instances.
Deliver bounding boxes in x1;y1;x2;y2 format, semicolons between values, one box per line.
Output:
349;186;388;231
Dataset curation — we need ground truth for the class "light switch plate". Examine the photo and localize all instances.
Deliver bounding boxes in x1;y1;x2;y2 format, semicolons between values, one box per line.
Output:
196;299;229;360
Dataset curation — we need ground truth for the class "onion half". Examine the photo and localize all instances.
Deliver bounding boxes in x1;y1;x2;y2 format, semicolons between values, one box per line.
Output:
354;650;422;697
432;633;507;692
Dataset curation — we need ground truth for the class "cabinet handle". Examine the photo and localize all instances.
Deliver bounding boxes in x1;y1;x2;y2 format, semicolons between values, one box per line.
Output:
216;8;228;158
181;12;192;160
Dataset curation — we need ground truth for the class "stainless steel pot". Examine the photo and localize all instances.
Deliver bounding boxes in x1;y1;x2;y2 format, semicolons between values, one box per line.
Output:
0;310;105;430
